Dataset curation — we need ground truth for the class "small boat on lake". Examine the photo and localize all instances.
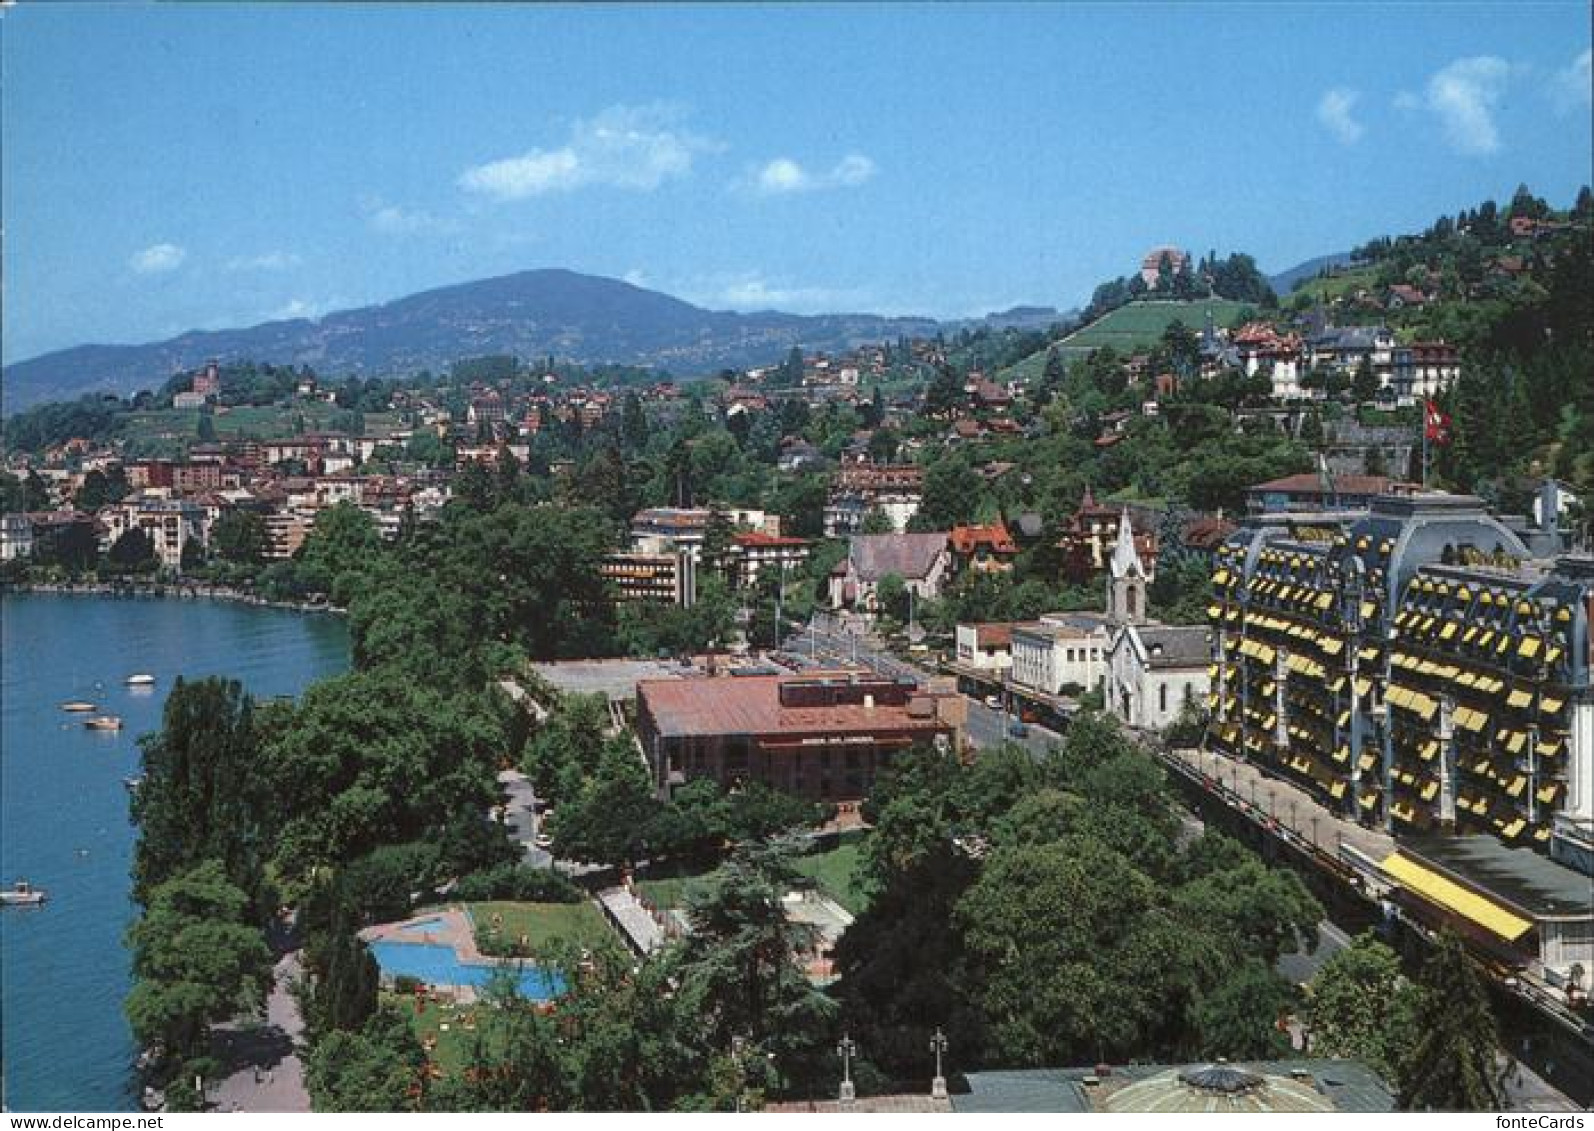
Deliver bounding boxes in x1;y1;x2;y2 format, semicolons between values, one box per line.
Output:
123;775;145;792
125;674;156;687
60;701;97;713
84;715;123;731
1;880;47;907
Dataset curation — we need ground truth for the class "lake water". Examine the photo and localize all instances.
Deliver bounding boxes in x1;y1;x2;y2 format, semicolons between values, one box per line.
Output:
0;593;348;1112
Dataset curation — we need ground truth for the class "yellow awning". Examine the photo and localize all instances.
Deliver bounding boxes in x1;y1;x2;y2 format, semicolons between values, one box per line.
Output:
1439;622;1458;641
1507;688;1532;710
1518;637;1542;660
1380;852;1533;942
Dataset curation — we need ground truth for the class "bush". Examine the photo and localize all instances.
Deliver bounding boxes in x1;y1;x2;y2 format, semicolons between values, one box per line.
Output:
452;862;582;903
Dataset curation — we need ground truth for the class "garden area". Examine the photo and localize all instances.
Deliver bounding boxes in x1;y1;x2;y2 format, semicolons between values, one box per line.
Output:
467;900;613;957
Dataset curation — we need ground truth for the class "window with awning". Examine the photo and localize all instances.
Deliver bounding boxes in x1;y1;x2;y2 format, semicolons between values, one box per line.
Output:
1380;852;1533;943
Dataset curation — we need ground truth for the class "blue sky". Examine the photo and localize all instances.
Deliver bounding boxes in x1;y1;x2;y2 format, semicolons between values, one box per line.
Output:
3;2;1589;363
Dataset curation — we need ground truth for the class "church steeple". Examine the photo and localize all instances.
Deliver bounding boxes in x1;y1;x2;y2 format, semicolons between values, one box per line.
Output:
1107;508;1147;626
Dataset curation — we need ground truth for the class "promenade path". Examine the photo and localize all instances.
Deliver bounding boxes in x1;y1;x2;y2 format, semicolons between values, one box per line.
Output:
209;950;311;1112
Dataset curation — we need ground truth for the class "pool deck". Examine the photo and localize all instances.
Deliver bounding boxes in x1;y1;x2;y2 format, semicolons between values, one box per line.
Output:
361;907;488;964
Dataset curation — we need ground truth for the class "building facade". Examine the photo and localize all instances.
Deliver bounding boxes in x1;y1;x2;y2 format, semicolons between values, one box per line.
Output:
1207;493;1593;875
636;673;958;801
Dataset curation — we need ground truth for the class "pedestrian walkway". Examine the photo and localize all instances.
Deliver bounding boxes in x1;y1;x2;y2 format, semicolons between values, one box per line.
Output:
597;886;666;955
208;951;311;1113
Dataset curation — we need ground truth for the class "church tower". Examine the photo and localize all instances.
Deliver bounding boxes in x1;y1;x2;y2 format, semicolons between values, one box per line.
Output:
1107;508;1147;626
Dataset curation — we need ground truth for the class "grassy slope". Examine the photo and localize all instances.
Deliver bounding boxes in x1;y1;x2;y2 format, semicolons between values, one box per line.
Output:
996;299;1253;383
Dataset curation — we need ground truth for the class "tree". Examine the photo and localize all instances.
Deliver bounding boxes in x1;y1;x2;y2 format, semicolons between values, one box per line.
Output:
305;1006;426;1112
76;467;129;510
179;537;206;573
109;527;157;572
923;365;965;419
917;454;982;528
874;572;909;622
125;860;272;1065
1306;932;1420;1086
1397;932;1506;1111
212;509;268;565
674;840;837;1089
133;677;267;905
1352;356;1381;402
548;740;665;866
859;507;895;535
1195;959;1294;1059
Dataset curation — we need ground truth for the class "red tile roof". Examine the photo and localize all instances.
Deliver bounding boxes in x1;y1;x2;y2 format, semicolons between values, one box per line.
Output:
949;522;1017;555
639;676;948;739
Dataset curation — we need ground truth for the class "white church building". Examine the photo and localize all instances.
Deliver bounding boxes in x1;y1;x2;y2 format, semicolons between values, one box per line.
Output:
1102;510;1213;732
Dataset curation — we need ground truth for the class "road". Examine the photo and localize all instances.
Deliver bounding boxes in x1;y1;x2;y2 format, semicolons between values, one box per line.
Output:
780;616;930;684
497;768;551;868
964;699;1063;757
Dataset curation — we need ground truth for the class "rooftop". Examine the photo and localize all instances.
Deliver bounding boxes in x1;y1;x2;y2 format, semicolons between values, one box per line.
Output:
638;674;949;740
1398;835;1594;921
952;1060;1392;1114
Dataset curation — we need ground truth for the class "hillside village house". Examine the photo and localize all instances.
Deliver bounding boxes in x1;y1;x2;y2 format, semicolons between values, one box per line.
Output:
948;522;1018;575
823;464;924;536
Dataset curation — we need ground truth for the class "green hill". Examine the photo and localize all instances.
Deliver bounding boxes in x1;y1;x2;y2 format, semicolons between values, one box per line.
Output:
998;298;1253;382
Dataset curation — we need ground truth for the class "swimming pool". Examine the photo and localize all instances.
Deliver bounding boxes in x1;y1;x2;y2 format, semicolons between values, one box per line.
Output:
368;940;564;1001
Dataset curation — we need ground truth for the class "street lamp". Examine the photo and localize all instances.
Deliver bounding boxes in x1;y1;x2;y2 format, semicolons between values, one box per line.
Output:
837;1034;858;1105
930;1028;949;1100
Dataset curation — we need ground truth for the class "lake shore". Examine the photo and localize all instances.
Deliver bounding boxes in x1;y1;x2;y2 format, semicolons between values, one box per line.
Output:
4;579;345;616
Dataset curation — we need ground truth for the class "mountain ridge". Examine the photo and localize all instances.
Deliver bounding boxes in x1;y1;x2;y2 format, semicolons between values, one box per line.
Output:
1;268;948;412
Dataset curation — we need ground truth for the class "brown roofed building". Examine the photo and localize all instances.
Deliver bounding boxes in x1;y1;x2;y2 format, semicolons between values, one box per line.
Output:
1246;473;1419;514
636;674;958;801
949;521;1018;574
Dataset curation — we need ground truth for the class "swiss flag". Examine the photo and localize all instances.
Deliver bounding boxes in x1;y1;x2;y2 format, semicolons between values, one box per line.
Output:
1425;399;1451;445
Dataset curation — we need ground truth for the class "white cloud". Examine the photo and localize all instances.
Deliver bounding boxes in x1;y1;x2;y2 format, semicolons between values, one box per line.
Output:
363;199;460;235
268;298;318;321
130;243;186;274
458;105;715;201
747;152;877;195
689;272;869;314
1550;48;1592;113
1422;55;1511;156
225;250;302;272
1316;88;1364;145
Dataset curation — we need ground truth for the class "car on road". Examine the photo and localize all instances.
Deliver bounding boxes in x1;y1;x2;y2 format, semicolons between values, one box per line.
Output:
534;833;554;849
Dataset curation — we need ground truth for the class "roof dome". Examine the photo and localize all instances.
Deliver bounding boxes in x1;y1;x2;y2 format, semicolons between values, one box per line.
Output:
1104;1065;1336;1114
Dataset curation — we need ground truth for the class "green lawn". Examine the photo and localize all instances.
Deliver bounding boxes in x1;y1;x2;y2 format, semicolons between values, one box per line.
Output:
403;995;479;1075
467;900;613;956
633;868;719;913
997;299;1253;383
791;832;871;914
